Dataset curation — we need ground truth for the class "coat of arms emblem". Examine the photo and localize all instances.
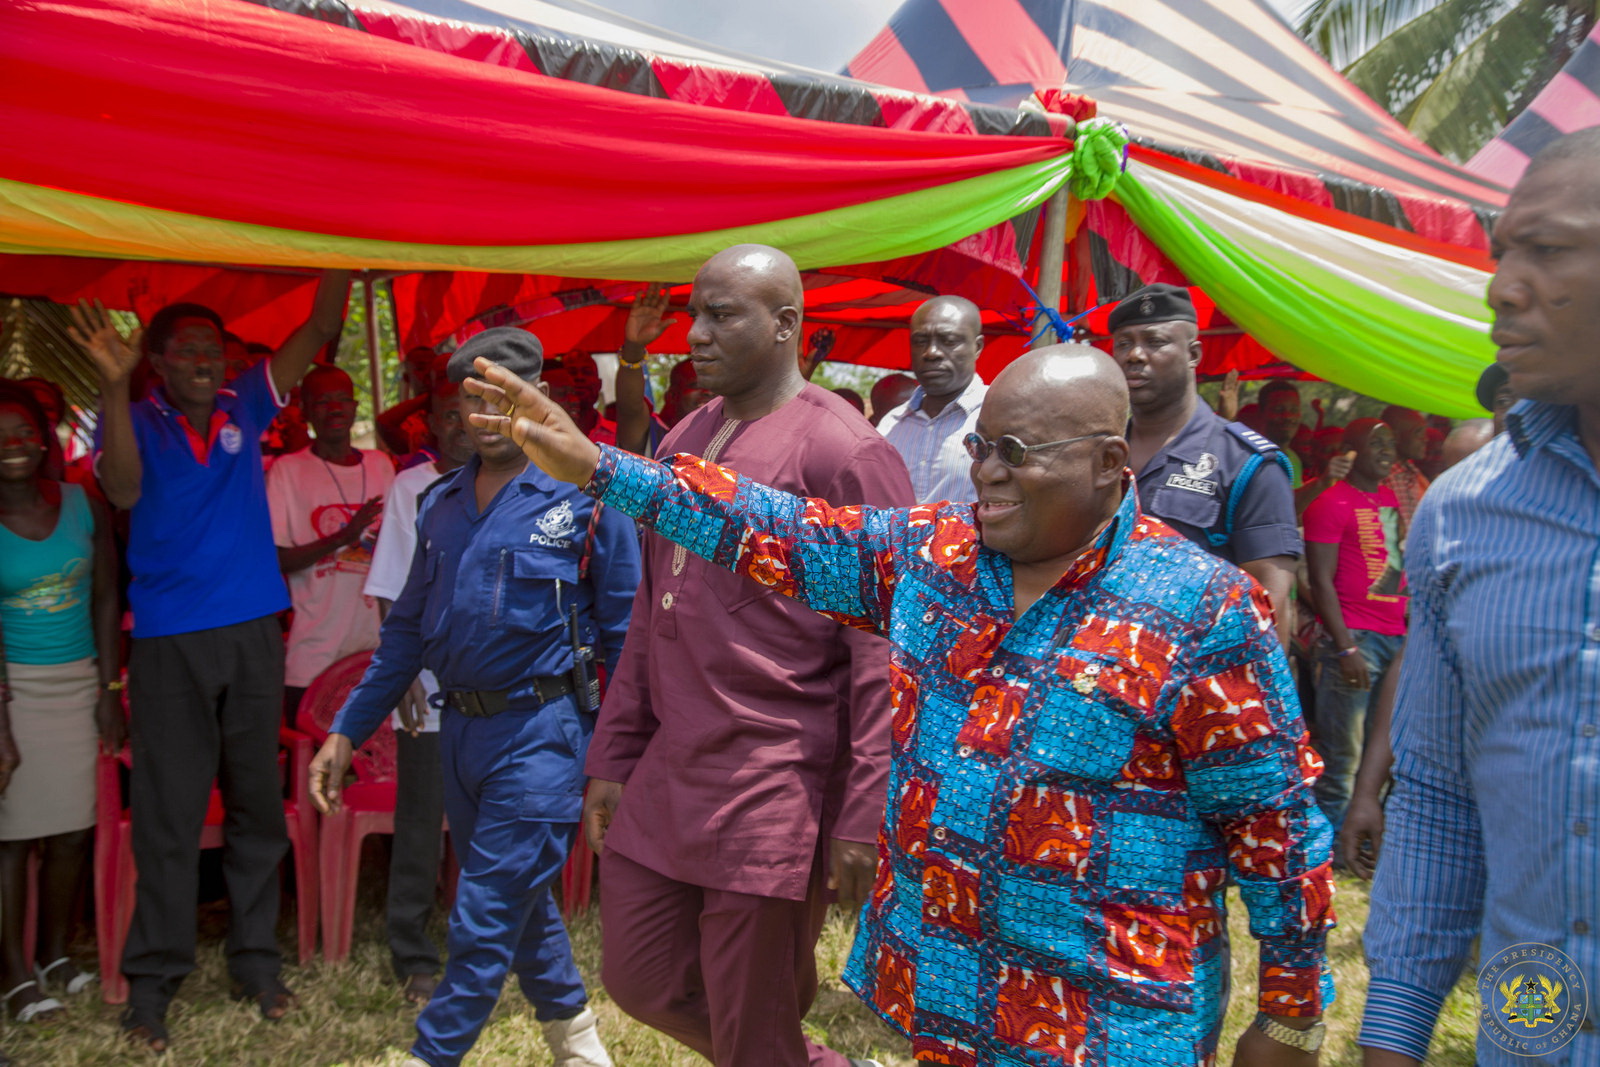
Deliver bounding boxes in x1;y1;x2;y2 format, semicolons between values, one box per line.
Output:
1501;972;1562;1028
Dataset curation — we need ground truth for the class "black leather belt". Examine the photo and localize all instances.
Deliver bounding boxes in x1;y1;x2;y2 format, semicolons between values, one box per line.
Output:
444;675;575;718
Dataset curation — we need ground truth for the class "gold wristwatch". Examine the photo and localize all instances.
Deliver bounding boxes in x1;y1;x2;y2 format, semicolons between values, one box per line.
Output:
1253;1013;1325;1053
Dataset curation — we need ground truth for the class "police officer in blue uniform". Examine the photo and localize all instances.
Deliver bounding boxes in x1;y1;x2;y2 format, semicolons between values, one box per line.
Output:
309;328;639;1067
1109;284;1301;645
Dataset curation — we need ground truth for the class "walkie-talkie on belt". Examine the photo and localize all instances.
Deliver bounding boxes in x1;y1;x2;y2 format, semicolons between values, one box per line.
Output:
564;501;607;715
568;594;600;714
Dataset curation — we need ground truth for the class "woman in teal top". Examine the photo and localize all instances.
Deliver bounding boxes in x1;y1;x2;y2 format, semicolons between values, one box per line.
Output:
0;382;121;1026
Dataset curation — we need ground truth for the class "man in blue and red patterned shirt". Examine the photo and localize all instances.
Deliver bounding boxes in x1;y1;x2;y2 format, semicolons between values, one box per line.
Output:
467;343;1336;1066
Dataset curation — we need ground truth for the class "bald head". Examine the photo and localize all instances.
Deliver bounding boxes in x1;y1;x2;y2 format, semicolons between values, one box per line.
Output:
914;295;981;334
1440;417;1495;470
302;364;354;402
970;344;1130;569
699;244;803;311
987;344;1129;438
908;294;986;407
685;244;808;416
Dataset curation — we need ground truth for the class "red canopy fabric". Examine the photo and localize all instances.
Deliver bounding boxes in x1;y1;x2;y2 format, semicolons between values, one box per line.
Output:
7;0;1067;247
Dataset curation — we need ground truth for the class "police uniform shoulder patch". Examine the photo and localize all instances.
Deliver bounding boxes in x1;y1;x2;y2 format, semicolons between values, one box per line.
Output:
1225;421;1281;455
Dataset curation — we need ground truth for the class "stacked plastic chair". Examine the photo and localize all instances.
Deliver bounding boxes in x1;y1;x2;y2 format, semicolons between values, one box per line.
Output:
296;651;399;963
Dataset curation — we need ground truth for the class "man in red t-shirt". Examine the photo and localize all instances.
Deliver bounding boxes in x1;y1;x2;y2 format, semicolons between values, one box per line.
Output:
1302;417;1408;835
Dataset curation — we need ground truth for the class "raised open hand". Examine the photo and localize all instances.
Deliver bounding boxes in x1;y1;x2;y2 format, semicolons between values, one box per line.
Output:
1218;368;1242;421
624;284;676;347
461;357;601;485
342;496;385;543
68;299;142;386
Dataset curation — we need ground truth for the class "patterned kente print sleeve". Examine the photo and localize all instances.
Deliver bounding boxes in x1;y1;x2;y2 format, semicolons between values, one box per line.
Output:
589;445;1335;1066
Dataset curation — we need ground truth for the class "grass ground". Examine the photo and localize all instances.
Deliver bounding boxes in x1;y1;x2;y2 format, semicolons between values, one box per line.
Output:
13;868;1480;1065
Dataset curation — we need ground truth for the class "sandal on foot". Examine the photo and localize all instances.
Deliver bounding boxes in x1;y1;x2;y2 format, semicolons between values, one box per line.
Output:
401;972;439;1006
35;957;97;997
229;977;297;1021
1;980;65;1023
120;1005;169;1053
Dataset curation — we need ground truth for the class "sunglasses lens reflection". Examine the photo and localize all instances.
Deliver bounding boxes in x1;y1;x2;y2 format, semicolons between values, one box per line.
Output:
996;437;1028;467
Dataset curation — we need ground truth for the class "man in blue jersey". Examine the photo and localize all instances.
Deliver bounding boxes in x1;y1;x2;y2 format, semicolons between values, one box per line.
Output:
69;273;350;1050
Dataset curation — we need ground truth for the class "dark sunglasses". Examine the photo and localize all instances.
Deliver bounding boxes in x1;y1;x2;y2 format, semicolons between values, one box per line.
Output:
963;430;1111;468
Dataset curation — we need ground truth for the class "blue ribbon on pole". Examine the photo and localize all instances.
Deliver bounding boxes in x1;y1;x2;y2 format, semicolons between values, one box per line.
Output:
1019;275;1113;345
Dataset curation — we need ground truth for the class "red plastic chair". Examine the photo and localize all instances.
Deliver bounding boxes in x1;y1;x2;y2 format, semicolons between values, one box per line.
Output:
560;825;595;917
297;651;398;964
302;651;599;959
93;724;319;1004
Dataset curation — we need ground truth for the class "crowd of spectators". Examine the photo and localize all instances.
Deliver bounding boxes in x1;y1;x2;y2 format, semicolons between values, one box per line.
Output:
0;128;1590;1067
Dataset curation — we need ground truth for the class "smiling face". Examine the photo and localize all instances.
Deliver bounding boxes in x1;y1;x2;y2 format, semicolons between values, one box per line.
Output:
302;368;357;443
1487;157;1600;409
1344;420;1397;483
151;317;227;408
908;298;983;401
1110;320;1201;415
969;348;1129;566
0;403;45;483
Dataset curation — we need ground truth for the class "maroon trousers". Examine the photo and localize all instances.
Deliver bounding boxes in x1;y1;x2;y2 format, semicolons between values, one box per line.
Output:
599;849;851;1067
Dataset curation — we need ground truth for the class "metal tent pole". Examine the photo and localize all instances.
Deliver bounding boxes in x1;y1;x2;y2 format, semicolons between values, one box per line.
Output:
362;272;385;418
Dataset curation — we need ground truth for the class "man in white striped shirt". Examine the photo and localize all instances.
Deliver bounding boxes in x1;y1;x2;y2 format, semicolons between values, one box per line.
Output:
876;296;988;503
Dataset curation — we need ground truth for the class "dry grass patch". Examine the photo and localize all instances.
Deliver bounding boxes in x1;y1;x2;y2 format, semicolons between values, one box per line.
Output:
12;873;1478;1064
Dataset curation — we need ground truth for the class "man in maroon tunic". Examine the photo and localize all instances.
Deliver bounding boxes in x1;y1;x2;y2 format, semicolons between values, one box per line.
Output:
584;245;913;1066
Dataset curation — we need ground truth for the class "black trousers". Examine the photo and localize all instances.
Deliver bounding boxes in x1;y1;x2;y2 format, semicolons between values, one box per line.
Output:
283;685;306;731
389;728;445;977
122;616;289;1011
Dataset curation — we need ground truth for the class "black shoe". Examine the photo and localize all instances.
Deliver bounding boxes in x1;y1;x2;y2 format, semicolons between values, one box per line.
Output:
120;1005;170;1053
229;975;297;1021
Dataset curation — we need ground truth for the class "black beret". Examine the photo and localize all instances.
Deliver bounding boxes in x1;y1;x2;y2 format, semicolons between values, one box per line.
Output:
1475;361;1509;413
446;327;544;385
1107;283;1197;333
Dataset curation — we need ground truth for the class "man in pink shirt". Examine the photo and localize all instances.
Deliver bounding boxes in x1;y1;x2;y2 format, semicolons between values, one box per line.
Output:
1303;417;1408;836
584;244;913;1066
